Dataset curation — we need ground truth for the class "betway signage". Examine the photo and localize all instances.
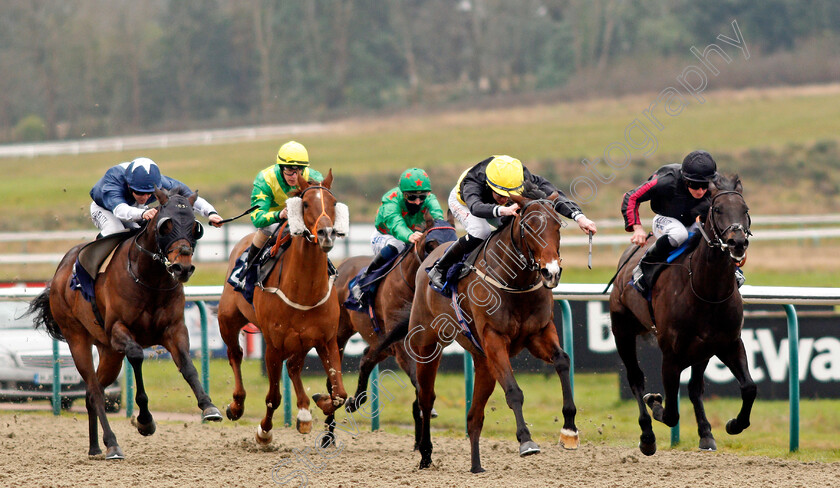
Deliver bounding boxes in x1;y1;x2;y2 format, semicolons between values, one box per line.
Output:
568;301;840;399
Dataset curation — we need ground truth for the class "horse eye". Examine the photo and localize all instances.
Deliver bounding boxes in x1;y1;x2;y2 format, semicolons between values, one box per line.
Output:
714;207;722;214
303;202;309;209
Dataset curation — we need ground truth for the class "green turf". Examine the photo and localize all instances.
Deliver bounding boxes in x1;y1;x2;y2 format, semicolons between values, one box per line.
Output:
129;358;840;462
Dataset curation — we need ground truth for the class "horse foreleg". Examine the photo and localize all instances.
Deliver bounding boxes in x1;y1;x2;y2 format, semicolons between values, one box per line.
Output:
415;347;441;470
656;355;682;428
483;330;539;457
466;356;496;473
111;325;156;437
688;360;716;450
394;347;427;449
257;344;283;445
218;304;249;421
716;339;757;436
162;327;222;422
611;314;655;455
313;341;348;414
346;344;390;413
286;353;312;434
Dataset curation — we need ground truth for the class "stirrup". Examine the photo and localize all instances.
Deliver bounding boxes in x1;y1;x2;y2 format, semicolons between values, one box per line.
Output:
350;283;364;302
428;266;446;291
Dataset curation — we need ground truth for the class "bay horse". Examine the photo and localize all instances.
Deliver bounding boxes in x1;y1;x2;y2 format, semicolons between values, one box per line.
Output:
392;191;579;473
609;174;754;455
334;211;457;448
217;171;350;444
27;187;220;460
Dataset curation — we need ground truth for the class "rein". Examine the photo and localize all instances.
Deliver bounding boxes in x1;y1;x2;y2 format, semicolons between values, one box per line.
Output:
127;225;182;291
297;185;334;244
470;199;556;293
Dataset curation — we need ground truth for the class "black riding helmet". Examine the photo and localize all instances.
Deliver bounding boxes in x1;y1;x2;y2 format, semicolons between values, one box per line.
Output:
681;150;718;183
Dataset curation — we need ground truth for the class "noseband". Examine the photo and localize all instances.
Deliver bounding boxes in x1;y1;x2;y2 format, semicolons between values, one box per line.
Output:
698;190;752;251
128;199;198;289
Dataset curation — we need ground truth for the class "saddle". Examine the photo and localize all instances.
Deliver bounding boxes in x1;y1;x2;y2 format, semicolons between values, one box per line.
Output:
70;228;138;325
637;230;702;300
344;248;407;313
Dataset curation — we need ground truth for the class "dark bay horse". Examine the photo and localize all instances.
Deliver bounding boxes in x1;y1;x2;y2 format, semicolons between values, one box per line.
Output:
396;193;578;473
217;171;349;444
334;211;457;448
609;174;755;455
27;187;219;460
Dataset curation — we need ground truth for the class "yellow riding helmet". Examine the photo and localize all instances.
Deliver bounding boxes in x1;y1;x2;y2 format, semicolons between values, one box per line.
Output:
485;155;524;197
276;140;310;167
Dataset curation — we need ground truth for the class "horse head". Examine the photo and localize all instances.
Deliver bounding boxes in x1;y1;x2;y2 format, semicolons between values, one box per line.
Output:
509;193;564;289
416;210;458;261
150;186;205;282
706;174;751;263
287;170;349;253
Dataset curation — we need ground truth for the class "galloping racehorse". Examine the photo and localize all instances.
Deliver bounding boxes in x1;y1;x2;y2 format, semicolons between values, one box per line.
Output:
609;174;755;455
217;171;350;444
392;192;579;473
334;211;457;448
28;187;220;460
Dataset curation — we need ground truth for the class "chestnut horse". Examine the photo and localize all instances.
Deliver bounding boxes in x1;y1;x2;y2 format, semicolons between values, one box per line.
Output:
334;211;457;448
217;171;350;444
609;174;754;455
396;193;579;473
27;187;220;460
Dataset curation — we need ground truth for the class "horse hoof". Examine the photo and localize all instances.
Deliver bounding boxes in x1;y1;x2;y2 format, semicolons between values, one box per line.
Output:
643;392;663;407
313;393;332;413
88;446;102;457
320;432;336;449
430;407;439;419
699;437;717;451
297;419;313;434
559;428;580;450
471;466;486;474
202;406;223;422
226;404;243;421
639;440;657;456
344;396;358;413
132;417;156;436
256;425;273;445
105;445;125;460
726;418;745;435
519;440;541;457
419;458;433;470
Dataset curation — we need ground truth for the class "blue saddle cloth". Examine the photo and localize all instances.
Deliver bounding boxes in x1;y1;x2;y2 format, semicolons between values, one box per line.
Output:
426;246;470;298
631;230;700;300
70;258;96;303
343;251;403;312
227;249;259;304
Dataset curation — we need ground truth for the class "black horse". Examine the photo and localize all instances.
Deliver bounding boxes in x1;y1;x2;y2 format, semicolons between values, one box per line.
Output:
609;174;755;455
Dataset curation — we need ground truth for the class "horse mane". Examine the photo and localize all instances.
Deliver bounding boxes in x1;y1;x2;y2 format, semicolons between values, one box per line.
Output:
713;173;741;192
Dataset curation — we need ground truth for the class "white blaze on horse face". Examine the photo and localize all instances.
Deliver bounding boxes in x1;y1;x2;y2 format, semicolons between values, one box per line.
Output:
545;259;561;277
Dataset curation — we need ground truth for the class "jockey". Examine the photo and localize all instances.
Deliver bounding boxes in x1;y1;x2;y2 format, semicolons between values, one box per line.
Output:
350;168;444;301
239;140;324;281
427;155;598;291
621;150;743;294
90;157;223;237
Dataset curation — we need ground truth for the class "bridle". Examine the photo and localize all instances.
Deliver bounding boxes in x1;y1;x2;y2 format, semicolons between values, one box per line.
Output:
697;190;752;252
508;199;559;273
127;207;199;291
296;185;338;244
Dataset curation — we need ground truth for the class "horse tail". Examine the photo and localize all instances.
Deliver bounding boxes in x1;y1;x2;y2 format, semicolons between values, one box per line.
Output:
26;286;65;342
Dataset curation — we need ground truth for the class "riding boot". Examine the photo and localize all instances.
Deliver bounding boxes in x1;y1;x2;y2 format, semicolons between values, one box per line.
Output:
735;266;745;288
238;243;262;286
428;234;483;291
351;244;399;302
632;235;677;294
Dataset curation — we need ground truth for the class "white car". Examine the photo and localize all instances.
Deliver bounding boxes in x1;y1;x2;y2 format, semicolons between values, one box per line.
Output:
0;300;121;411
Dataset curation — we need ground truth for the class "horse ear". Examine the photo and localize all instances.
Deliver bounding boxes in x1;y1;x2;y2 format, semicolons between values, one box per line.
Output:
446;209;456;226
155;186;167;205
189;190;199;206
734;175;743;193
321;169;333;189
298;176;310;192
423;209;434;228
510;193;530;207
